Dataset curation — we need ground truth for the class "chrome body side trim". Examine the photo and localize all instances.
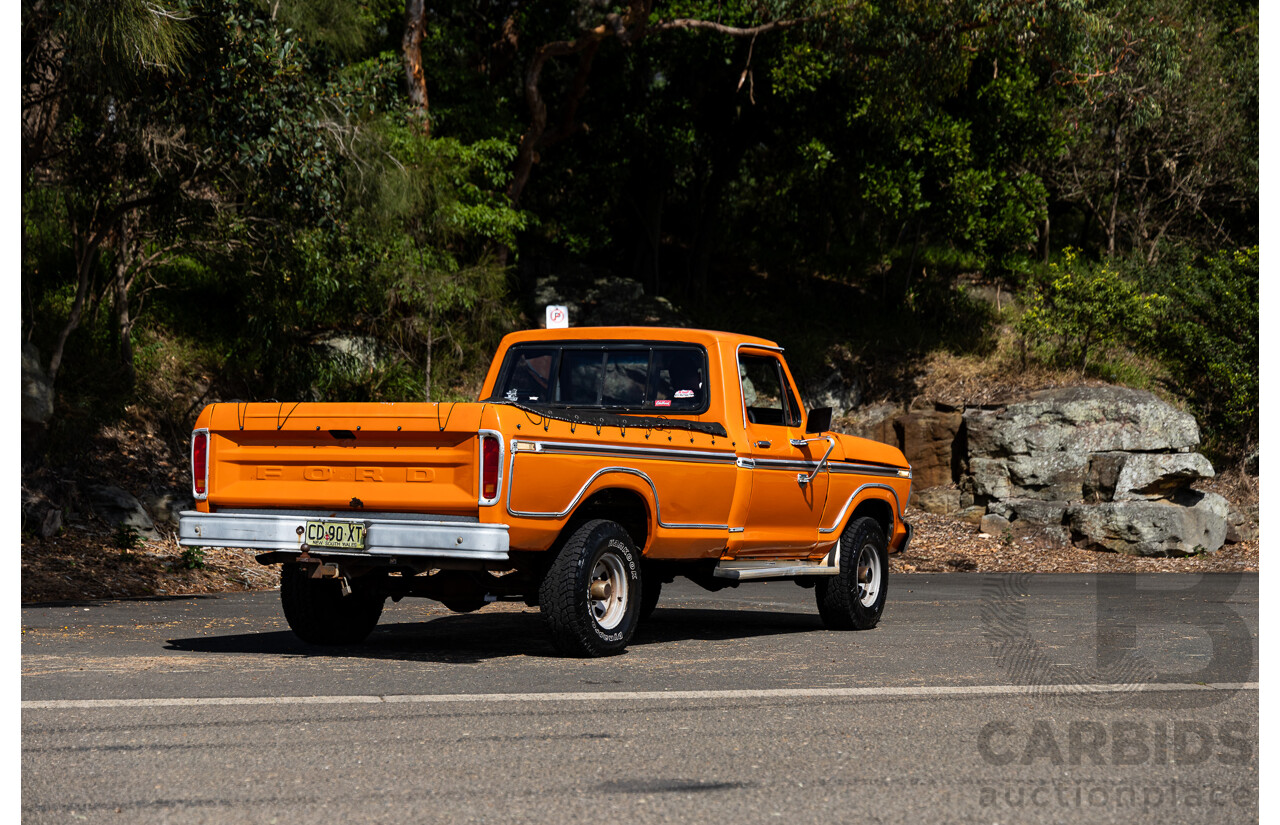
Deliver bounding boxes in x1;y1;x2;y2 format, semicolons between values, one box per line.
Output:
504;456;729;530
830;462;911;479
477;429;505;507
817;483;904;533
177;511;510;561
512;439;736;464
747;457;905;478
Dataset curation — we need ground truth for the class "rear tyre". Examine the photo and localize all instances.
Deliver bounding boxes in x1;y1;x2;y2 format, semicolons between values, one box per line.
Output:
815;517;888;630
539;519;641;657
280;563;385;645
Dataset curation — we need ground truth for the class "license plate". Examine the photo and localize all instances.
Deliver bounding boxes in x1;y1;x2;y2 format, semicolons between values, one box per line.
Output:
304;519;367;550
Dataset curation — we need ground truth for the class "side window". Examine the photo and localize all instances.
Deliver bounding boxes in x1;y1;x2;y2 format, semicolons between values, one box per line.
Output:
495;342;709;413
602;350;649;406
558;350;603;405
739;353;799;427
501;347;556;403
782;379;802;427
650;349;705;410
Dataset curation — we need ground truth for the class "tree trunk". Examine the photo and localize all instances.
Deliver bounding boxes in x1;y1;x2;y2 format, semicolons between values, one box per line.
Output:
424;302;434;403
403;0;430;135
113;219;137;385
1106;119;1122;257
47;252;92;386
48;200;110;386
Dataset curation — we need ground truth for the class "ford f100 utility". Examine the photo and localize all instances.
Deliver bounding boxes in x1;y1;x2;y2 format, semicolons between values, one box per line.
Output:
179;327;913;656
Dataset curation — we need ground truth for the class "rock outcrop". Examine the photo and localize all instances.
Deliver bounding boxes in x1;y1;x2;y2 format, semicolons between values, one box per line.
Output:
1065;492;1229;556
144;491;194;529
804;371;863;420
22;343;54;425
851;385;1238;557
960;387;1222;556
22;485;62;538
849;401;962;494
86;485;158;540
964;386;1201;457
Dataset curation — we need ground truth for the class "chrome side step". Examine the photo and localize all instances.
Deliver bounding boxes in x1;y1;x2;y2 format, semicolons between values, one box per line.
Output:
713;555;840;580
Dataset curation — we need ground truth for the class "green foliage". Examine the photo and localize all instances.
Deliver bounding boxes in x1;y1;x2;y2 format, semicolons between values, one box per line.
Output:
180;546;207;569
1135;247;1258;455
1017;248;1158;373
112;524;144;551
1015;244;1258;458
1045;0;1257;257
32;0;196;91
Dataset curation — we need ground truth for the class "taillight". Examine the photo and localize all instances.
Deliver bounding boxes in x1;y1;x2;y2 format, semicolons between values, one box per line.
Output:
192;430;209;499
480;434;500;503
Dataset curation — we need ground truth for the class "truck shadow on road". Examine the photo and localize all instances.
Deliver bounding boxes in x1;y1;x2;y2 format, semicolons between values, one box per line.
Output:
165;607;826;663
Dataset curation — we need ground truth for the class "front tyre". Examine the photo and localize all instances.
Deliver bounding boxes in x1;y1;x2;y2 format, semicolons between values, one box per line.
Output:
815;516;888;630
639;574;662;621
539;519;642;657
280;563;385;645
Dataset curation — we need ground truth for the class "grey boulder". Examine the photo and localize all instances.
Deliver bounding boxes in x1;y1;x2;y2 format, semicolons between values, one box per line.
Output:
965;386;1200;457
144;491;194;528
86;485;157;539
805;371;863;420
986;498;1069;525
913;486;963;515
970;453;1090;502
1067;491;1229;557
22;343;54;425
979;513;1010;535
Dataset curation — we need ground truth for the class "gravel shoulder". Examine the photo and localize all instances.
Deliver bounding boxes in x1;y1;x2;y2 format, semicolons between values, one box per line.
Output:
896;507;1258;573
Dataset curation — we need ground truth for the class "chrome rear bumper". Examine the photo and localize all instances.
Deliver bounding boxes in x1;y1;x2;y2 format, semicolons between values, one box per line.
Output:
178;511;510;562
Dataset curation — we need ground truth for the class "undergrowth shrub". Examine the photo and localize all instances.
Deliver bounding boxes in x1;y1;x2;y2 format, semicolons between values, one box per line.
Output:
1133;247;1258;459
1016;246;1258;461
1016;248;1159;373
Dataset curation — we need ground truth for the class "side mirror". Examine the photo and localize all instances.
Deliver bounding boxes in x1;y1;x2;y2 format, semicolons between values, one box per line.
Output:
805;407;832;435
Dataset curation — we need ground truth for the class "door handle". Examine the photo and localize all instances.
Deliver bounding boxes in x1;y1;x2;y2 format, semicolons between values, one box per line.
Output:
755;440;771;449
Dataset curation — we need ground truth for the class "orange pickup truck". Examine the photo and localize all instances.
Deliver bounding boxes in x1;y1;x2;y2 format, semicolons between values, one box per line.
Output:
179;327;912;656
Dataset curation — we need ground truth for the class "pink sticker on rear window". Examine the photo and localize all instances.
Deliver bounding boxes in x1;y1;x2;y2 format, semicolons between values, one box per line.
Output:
674;389;695;399
655;399;672;407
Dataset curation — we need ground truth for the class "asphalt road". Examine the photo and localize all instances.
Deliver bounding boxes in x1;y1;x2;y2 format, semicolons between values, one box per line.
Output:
22;573;1258;824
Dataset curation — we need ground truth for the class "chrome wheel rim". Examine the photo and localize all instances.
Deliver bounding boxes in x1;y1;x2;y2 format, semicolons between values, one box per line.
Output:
589;551;629;630
855;542;882;608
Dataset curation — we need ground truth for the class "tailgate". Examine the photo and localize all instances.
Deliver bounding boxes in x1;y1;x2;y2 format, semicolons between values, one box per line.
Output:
200;401;494;516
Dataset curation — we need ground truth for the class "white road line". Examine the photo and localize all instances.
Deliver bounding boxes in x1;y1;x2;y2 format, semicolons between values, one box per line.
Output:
21;682;1258;710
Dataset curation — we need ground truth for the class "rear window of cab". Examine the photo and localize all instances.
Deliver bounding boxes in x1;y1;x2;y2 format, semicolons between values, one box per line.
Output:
490;343;709;414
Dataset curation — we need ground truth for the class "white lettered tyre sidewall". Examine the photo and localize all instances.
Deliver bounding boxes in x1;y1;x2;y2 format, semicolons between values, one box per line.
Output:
579;531;641;645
